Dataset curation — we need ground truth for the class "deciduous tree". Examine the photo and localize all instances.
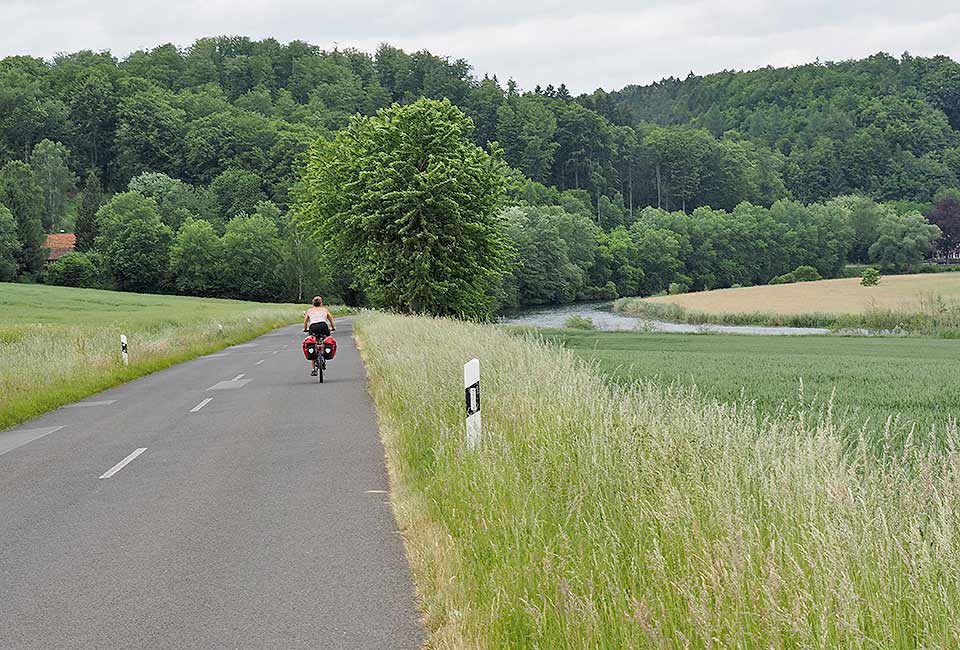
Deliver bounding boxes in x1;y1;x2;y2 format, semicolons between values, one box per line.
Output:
30;139;77;231
0;206;20;281
94;192;172;292
297;98;510;318
0;161;46;275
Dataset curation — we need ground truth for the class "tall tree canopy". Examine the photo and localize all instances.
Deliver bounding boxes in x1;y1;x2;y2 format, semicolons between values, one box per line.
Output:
30;139;77;231
94;191;173;292
0;160;45;275
0;205;20;281
296;98;510;318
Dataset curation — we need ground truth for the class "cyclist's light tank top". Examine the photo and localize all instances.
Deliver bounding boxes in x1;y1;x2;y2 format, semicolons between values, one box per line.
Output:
306;307;330;326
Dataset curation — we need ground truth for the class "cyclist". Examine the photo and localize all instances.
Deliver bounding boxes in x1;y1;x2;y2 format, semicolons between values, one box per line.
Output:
303;296;335;376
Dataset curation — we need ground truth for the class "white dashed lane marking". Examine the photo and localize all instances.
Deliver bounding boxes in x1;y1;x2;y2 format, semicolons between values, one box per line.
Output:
190;398;213;413
99;448;147;479
207;379;253;391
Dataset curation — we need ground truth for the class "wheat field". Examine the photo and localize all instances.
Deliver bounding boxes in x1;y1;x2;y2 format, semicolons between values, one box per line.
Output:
644;272;960;315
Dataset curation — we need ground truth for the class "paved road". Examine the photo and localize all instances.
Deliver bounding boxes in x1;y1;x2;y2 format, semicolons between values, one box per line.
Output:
0;319;424;649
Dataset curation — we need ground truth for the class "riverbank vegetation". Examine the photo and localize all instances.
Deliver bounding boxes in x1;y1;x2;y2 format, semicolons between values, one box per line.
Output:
358;312;960;648
616;273;960;335
0;283;334;430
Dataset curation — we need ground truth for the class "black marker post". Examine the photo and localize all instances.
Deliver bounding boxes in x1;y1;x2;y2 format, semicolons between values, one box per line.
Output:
464;358;480;449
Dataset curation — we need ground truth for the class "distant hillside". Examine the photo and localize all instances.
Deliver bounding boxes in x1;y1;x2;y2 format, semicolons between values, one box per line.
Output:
580;53;960;203
1;41;958;220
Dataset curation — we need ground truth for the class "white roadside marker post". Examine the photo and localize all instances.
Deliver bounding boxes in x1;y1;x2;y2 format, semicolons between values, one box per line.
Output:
464;358;481;449
120;334;129;367
218;323;224;336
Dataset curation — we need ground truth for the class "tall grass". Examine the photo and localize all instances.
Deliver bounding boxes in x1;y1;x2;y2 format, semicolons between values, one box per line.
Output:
0;308;304;430
357;312;960;648
615;293;960;336
0;284;328;429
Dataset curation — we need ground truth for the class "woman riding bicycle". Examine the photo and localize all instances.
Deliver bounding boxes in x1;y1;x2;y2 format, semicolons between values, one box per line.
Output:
303;296;335;376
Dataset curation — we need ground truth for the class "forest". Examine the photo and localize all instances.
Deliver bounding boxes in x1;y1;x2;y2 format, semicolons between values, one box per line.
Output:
0;37;958;310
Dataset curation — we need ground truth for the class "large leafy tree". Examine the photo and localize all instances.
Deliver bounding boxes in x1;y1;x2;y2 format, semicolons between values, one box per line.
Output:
868;211;941;272
210;168;267;223
30;139;77;231
220;214;283;301
94;192;173;292
925;189;960;254
115;88;187;182
67;70;118;184
128;171;208;231
282;212;330;303
0;161;46;275
296;98;510;318
169;217;222;296
0;205;20;281
502;205;580;306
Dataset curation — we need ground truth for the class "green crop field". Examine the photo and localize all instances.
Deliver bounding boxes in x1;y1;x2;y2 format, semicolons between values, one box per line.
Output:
0;283;339;430
538;328;960;444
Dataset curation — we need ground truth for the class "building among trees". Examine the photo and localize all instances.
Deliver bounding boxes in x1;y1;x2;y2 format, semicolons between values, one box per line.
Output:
43;233;75;264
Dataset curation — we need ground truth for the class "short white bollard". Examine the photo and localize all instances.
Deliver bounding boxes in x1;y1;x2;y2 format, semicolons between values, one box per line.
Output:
218;323;224;336
464;358;481;449
120;334;129;366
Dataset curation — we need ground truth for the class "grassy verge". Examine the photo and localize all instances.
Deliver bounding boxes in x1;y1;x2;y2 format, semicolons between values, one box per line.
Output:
614;295;960;336
357;312;960;648
0;283;350;430
538;328;960;448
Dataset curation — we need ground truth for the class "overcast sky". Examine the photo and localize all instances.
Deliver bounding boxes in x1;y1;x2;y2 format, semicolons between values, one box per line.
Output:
1;0;958;93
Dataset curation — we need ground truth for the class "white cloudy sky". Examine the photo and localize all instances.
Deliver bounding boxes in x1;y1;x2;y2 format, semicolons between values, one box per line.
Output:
1;0;958;93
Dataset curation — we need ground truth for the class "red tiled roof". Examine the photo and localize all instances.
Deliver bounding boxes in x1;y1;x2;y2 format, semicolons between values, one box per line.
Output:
45;233;76;261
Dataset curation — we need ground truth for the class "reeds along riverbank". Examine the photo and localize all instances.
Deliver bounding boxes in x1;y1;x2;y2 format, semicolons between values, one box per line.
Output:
615;292;960;336
357;311;960;649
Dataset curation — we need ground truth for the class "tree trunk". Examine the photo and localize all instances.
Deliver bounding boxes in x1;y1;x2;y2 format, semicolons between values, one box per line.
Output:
656;163;662;209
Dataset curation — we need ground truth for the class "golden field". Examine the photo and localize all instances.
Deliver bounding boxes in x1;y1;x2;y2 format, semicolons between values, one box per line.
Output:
645;272;960;315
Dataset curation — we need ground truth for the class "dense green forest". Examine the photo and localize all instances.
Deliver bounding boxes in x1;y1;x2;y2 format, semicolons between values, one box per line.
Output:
0;37;958;312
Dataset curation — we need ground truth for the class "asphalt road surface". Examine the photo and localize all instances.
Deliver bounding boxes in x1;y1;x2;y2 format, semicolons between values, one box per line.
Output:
0;319;424;649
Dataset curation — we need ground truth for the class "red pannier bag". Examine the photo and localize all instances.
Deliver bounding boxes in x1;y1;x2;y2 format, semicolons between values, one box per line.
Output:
302;335;319;360
322;335;337;360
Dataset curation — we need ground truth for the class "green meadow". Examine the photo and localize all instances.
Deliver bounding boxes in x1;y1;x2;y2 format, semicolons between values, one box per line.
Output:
0;283;339;430
539;328;960;445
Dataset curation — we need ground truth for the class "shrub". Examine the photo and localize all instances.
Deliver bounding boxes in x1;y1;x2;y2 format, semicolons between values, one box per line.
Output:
792;265;822;282
668;279;690;295
564;315;595;330
861;267;881;287
44;252;108;288
771;265;822;285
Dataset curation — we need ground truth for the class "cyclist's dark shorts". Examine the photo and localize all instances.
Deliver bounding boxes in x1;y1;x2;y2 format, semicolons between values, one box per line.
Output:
309;321;330;338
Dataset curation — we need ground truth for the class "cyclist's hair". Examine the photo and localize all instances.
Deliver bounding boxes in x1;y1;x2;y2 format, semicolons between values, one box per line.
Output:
312;296;323;307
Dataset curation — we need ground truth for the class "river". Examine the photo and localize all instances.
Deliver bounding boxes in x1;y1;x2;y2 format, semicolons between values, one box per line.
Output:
501;302;832;336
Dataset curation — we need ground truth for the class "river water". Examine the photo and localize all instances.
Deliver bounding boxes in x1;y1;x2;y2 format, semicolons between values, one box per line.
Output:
501;302;832;336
